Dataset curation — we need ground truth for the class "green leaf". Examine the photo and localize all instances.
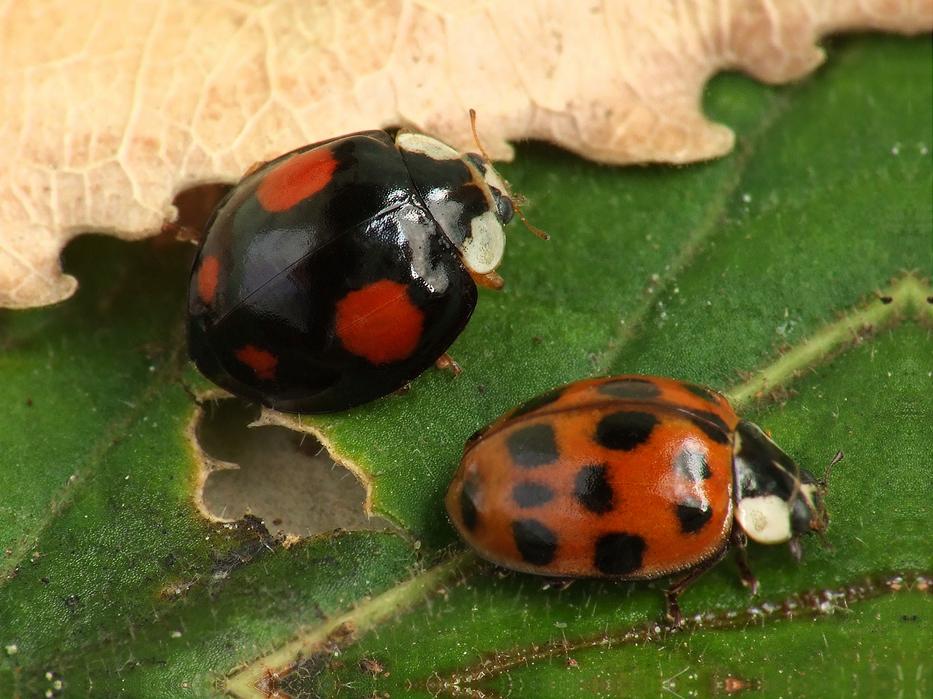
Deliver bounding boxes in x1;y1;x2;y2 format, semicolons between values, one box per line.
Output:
1;34;930;699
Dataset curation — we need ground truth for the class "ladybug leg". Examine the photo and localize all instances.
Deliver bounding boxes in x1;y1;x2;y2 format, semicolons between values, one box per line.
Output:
732;529;760;596
663;549;728;627
435;353;462;376
470;269;505;290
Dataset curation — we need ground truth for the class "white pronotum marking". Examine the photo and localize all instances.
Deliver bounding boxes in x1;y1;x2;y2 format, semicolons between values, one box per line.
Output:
462;210;505;274
735;495;792;544
395;133;460;160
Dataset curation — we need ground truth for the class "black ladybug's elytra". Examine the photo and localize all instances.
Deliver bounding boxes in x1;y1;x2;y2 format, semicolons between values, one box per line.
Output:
187;125;537;412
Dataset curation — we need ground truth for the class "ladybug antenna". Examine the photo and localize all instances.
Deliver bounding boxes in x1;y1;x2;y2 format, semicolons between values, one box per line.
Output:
468;109;549;241
820;450;844;490
820;449;846;490
468;109;493;165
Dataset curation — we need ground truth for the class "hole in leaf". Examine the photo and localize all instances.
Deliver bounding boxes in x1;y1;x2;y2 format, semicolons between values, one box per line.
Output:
193;398;391;537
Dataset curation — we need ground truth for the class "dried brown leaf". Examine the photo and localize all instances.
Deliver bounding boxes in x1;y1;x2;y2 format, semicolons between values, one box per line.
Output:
1;0;930;308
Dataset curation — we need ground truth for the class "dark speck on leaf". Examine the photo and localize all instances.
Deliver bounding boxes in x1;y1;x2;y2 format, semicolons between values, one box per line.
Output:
359;657;385;675
879;295;893;304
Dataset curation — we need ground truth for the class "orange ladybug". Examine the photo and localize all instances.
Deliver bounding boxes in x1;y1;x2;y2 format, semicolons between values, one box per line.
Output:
445;376;836;624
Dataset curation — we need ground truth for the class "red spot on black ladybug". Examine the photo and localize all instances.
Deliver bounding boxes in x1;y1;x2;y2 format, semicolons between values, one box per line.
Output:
573;464;614;514
506;424;559;468
595;411;657;451
335;280;424;364
593;532;645;575
512;481;555;508
235;345;278;381
675;500;713;534
512;518;558;565
687;411;730;444
197;255;221;305
256;147;338;212
597;378;661;400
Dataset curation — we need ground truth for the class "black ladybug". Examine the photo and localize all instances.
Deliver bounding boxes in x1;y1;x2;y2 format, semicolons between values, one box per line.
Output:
187;122;540;412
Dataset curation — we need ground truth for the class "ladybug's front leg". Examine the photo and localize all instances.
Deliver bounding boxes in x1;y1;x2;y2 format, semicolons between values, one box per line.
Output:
732;529;760;596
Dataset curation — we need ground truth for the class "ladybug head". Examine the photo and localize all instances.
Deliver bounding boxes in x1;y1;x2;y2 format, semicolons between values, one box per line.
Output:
732;421;830;549
458;150;515;275
464;109;548;241
396;131;510;277
453;110;549;277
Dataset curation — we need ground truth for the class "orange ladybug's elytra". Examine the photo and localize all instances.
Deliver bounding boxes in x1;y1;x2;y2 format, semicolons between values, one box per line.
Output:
445;375;834;625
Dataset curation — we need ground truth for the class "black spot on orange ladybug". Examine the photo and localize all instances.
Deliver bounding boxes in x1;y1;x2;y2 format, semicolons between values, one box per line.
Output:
512;481;556;508
187;124;542;413
594;532;646;576
445;375;838;625
511;519;558;566
573;464;614;514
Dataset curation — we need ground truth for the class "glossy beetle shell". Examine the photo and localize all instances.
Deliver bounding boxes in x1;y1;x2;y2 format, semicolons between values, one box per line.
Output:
187;131;484;412
446;376;741;579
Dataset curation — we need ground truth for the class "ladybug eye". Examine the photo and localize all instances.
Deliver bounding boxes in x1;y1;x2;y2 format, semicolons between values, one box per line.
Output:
491;187;514;224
